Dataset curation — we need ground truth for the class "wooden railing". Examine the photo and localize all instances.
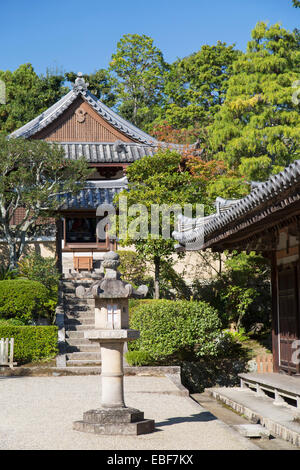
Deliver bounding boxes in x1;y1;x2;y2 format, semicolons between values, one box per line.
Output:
0;338;17;369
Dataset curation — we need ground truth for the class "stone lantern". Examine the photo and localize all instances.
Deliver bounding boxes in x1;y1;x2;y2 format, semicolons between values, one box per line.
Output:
73;251;155;435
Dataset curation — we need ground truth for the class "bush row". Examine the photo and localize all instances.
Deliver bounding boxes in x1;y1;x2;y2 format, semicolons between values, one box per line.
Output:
0;325;58;364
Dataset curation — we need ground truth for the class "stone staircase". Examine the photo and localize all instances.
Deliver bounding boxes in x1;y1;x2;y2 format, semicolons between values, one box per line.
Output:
58;277;102;371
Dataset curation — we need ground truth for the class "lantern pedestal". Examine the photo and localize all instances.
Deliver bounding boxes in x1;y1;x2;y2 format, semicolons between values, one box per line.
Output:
73;251;155;436
73;406;155;435
73;329;155;435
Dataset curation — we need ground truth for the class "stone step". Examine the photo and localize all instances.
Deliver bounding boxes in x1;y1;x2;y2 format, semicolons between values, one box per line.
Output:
64;316;94;324
66;330;87;339
65;324;95;331
66;344;99;353
63;279;94;288
208;387;300;447
64;303;93;311
233;424;270;439
64;310;94;317
66;337;95;346
64;298;95;306
55;366;101;375
62;272;103;280
67;352;101;360
64;314;94;321
65;318;95;326
66;359;101;367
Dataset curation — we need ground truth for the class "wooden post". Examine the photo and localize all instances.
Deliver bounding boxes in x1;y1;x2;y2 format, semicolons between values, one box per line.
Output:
271;251;280;373
55;218;63;274
9;338;14;369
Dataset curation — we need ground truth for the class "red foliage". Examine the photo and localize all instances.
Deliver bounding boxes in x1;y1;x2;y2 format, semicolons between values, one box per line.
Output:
151;121;204;145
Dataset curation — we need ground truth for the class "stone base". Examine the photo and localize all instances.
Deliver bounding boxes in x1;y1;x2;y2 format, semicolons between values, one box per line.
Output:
73;407;155;435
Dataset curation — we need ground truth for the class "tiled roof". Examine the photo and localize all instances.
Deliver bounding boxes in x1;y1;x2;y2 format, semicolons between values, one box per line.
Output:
9;74;158;146
57;141;157;163
58;178;127;210
173;160;300;251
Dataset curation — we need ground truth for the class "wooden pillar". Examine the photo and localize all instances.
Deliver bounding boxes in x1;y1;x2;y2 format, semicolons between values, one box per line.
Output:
271;250;279;373
55;218;63;274
296;229;300;375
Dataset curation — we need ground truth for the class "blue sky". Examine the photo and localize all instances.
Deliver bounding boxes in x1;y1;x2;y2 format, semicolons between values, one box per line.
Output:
0;0;299;75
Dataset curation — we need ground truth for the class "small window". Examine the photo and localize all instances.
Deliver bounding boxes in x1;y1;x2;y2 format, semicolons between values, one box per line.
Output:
107;304;118;329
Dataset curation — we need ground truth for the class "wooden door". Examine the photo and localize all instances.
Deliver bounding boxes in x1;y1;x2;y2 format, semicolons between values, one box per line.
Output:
278;264;300;374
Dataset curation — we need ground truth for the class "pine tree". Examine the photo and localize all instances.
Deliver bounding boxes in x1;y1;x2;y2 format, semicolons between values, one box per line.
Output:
209;22;300;181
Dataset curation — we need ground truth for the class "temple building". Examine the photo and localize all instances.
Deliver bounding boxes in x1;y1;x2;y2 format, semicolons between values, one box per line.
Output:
173;161;300;376
9;73;160;274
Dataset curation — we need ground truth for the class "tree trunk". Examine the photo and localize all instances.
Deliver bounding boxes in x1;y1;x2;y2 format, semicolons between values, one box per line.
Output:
154;256;160;300
8;239;18;270
6;229;26;270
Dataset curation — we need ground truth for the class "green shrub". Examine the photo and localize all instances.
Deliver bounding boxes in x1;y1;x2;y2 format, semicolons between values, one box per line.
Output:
0;265;18;280
0;325;58;364
129;299;222;362
0;279;51;324
0;318;26;326
128;298;154;317
125;350;154;366
17;252;60;293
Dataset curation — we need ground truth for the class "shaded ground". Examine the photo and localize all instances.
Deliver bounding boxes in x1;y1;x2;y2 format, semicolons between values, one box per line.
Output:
181;333;273;394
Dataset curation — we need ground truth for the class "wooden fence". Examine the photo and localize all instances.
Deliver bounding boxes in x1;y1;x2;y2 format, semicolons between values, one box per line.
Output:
0;338;16;369
256;354;273;373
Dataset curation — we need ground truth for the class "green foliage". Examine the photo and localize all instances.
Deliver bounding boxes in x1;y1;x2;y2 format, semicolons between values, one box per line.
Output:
125;350;154;366
209;22;300;178
117;250;147;285
0;279;51;324
192;252;271;332
155;42;240;130
17;252;60;296
129;299;222;362
109;34;167;128
159;260;192;300
114;149;215;298
220;285;258;331
0;135;91;268
0;324;58;364
0;318;26;326
0;64;68;134
0;265;18;280
207;175;250;201
222;328;249;343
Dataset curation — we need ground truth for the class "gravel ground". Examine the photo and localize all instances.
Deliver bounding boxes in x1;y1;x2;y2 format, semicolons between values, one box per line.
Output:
0;375;258;450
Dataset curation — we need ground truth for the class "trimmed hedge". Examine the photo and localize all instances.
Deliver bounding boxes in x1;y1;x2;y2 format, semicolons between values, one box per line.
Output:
0;325;58;364
0;279;50;323
129;299;222;363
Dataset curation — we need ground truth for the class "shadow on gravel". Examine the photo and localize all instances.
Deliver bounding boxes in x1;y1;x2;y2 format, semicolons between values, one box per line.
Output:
155;411;217;427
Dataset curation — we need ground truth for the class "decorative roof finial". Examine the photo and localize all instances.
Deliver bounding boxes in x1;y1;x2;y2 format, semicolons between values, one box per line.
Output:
73;72;89;93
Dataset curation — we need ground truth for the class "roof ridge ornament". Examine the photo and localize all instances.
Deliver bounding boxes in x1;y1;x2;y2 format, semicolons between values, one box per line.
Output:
73;72;89;93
